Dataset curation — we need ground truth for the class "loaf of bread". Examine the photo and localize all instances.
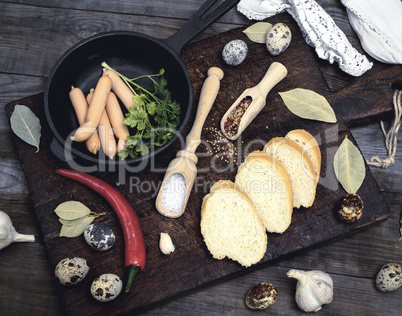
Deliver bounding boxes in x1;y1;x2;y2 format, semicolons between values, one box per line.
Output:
200;180;267;267
235;151;293;233
264;137;316;208
285;129;321;183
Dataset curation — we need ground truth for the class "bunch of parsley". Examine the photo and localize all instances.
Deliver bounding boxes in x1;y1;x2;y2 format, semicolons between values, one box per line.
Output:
102;62;181;159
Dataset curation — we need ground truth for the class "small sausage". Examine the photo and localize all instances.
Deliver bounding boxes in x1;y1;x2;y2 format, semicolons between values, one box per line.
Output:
85;89;101;154
71;75;112;142
98;109;117;159
69;86;87;125
106;91;130;153
69;87;100;154
103;69;139;111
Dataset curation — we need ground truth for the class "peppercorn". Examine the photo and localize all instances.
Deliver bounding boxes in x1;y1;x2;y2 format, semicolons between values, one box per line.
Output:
338;194;364;223
223;96;252;138
203;122;242;166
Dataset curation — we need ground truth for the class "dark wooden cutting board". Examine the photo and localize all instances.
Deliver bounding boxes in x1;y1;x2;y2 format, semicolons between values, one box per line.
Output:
5;13;400;316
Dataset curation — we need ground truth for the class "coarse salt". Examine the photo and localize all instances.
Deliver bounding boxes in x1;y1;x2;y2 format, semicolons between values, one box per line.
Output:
161;173;186;215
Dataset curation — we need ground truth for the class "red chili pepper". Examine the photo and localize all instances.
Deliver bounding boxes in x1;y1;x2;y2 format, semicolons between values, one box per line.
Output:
55;169;145;293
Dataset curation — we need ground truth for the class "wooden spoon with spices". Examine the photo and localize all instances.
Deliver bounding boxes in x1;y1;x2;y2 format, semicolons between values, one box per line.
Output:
155;67;224;218
220;62;287;140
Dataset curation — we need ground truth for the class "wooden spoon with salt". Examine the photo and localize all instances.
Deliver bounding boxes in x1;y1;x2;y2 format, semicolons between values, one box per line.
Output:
220;62;287;140
155;67;224;218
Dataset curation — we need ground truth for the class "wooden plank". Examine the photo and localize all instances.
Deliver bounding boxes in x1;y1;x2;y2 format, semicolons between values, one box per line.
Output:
351;124;402;191
0;74;46;111
0;0;245;24
140;260;402;315
329;66;401;124
4;11;397;314
1;1;401;315
0;2;242;77
141;194;402;315
0;195;62;315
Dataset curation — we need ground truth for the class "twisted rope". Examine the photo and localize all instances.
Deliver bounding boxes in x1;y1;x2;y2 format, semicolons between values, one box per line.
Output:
367;89;401;168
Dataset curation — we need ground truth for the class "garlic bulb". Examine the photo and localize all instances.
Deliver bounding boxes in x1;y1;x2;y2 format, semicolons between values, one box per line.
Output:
159;232;175;255
287;269;333;312
0;211;35;250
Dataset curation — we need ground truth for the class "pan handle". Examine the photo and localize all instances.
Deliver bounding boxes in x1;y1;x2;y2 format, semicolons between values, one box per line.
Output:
163;0;240;54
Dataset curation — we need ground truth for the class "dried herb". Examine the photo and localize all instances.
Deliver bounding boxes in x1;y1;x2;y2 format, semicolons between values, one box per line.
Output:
102;62;181;159
243;22;273;43
59;216;92;227
333;136;366;194
10;105;41;152
54;201;91;220
224;96;252;138
59;216;95;238
54;201;104;238
278;88;337;123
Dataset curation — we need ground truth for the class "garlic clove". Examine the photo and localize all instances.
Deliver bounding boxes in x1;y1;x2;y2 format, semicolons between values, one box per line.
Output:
159;232;175;255
287;269;333;312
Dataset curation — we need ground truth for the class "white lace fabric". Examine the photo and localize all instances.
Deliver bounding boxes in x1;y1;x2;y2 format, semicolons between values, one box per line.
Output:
237;0;374;76
341;0;402;65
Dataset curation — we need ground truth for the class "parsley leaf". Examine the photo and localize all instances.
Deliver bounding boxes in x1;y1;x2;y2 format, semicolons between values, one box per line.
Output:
102;62;181;159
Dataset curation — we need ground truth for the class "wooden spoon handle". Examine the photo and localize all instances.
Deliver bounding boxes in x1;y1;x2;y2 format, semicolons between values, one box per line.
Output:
257;62;287;98
185;67;224;153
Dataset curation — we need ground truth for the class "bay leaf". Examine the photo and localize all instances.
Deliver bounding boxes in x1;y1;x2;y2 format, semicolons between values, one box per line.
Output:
278;88;337;123
59;212;104;226
59;216;94;238
54;201;91;220
59;215;91;227
333;136;366;194
242;22;273;43
10;105;41;152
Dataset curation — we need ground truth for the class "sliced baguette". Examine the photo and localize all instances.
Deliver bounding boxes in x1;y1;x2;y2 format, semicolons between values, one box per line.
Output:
235;151;293;233
200;180;267;267
285;129;321;183
264;137;316;208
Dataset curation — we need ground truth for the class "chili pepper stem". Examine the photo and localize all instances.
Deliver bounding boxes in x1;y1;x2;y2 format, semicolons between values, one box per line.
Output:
125;265;141;293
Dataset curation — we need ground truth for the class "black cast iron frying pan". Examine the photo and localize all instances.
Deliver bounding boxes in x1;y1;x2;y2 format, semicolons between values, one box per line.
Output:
44;0;239;169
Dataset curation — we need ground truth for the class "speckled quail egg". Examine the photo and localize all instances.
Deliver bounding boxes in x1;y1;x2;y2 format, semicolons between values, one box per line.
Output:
266;23;292;56
84;223;115;251
90;273;123;302
338;194;364;223
375;263;402;292
222;39;248;66
245;282;278;310
54;257;89;286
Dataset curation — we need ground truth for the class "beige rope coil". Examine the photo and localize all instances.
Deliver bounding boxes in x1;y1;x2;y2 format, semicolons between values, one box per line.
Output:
367;88;401;168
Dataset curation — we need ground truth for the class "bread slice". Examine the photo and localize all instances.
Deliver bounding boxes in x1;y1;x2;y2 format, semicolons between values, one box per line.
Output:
285;129;321;183
264;137;316;208
200;180;267;267
235;151;293;233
